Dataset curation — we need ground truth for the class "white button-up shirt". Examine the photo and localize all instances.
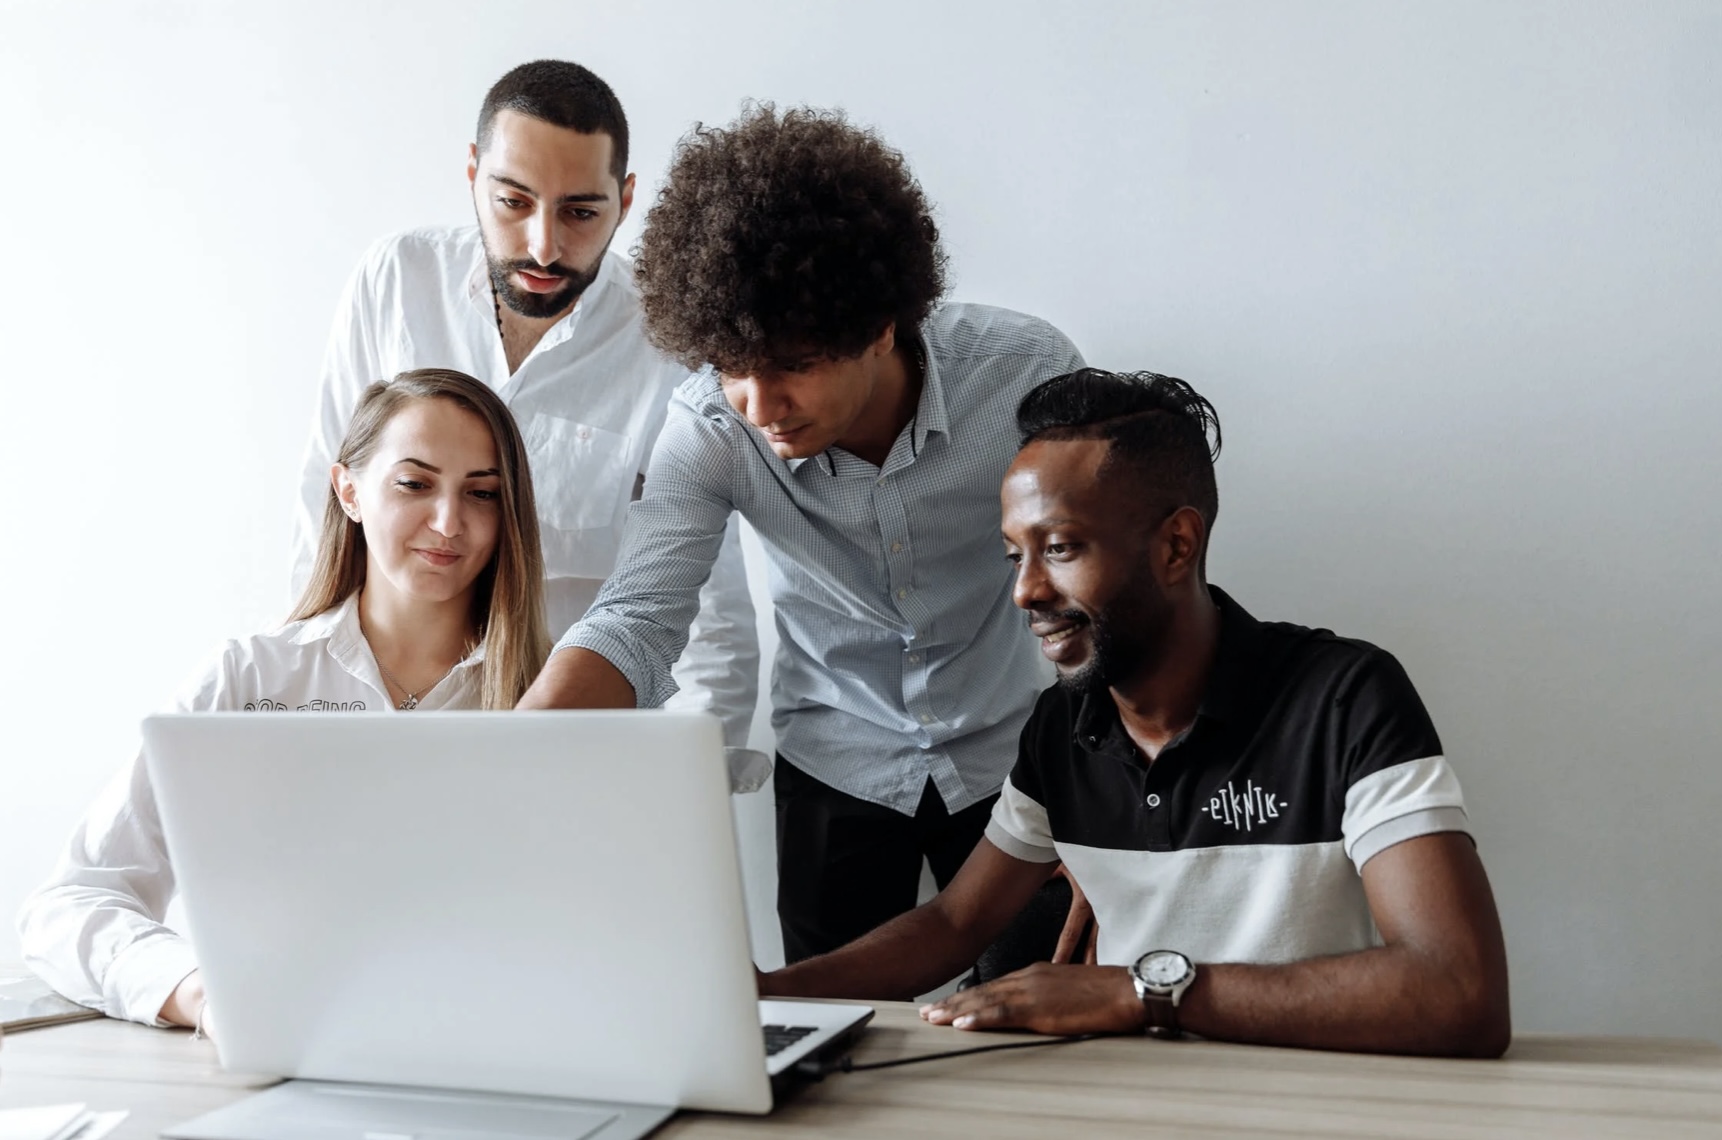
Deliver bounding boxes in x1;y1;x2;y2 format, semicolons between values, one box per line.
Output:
291;225;762;773
17;596;478;1026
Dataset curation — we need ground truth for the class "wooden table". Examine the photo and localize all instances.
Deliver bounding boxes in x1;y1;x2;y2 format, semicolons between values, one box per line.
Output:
3;1004;1720;1139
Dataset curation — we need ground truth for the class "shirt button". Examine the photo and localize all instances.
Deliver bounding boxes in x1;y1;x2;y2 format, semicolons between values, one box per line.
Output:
897;588;909;599
919;714;932;724
908;653;922;664
576;426;592;440
891;541;903;553
1146;793;1162;808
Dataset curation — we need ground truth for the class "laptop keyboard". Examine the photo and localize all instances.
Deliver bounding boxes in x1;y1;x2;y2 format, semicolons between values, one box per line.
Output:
762;1023;819;1056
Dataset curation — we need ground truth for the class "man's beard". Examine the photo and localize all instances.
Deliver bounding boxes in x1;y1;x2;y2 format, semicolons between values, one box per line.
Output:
1046;584;1172;698
487;252;603;319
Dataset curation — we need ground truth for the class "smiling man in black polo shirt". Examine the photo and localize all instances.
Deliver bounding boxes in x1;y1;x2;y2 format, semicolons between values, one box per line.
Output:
760;369;1512;1057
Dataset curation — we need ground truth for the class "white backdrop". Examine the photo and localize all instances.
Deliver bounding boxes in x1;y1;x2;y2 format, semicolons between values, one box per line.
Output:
2;0;1718;1042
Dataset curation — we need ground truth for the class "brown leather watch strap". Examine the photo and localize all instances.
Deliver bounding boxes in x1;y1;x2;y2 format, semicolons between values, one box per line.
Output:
1141;993;1182;1040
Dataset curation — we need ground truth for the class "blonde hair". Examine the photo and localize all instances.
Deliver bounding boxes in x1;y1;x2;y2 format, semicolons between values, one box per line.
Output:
289;369;549;708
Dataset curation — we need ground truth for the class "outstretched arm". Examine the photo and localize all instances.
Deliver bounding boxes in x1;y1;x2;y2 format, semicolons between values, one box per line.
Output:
663;515;765;790
516;646;637;709
518;392;738;712
763;839;1058;1002
924;832;1511;1057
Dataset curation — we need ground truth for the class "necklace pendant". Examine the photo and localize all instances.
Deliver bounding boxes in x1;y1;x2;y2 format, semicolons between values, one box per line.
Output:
398;694;419;711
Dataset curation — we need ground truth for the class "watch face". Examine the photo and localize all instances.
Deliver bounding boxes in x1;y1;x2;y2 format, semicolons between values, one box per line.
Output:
1139;950;1192;988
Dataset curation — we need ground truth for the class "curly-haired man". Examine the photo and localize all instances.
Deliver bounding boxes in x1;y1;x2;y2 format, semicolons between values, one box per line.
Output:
520;106;1088;978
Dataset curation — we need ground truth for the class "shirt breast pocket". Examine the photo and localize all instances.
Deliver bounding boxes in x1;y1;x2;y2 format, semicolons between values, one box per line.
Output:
522;413;635;534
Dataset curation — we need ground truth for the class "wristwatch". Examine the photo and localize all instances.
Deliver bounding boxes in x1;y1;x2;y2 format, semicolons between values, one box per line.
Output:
1130;949;1196;1039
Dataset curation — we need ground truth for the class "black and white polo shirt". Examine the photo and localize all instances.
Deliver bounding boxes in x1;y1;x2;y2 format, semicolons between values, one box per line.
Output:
984;586;1469;967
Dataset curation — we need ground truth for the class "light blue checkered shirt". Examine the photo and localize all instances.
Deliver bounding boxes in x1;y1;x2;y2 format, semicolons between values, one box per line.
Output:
557;303;1084;814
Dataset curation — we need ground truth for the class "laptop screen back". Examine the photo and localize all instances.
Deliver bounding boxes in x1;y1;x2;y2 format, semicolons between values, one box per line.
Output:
142;710;775;1114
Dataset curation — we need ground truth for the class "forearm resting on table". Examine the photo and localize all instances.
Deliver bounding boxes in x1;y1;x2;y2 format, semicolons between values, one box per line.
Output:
1182;940;1510;1058
763;899;992;1002
764;840;1057;1001
516;647;637;710
1183;833;1511;1058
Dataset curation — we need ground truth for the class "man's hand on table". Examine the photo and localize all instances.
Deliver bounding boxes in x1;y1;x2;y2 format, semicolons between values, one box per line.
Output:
920;962;1148;1036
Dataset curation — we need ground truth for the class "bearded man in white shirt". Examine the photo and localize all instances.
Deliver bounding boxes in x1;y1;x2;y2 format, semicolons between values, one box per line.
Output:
293;60;762;785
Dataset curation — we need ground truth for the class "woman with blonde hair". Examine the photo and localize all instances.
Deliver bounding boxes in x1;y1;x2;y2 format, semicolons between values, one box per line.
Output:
18;368;549;1032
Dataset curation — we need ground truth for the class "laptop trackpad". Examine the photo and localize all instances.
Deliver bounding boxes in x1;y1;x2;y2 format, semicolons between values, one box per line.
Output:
163;1080;674;1140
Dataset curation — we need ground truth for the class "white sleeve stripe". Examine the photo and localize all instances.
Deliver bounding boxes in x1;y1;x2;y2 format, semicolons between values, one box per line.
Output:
1351;805;1472;870
1342;755;1466;861
985;776;1057;860
985;821;1061;863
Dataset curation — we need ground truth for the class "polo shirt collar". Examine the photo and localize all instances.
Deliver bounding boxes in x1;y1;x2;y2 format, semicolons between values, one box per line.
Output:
1070;584;1265;756
1194;585;1265;724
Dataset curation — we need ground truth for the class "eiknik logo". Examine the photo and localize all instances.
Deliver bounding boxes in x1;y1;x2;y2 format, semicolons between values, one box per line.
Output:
1200;779;1288;833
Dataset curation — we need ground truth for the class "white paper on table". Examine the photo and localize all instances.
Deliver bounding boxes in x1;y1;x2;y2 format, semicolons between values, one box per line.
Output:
0;1105;129;1140
0;1103;85;1140
62;1111;128;1140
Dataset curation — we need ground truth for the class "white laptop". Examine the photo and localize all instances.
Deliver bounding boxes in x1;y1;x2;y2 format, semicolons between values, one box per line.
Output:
140;711;872;1140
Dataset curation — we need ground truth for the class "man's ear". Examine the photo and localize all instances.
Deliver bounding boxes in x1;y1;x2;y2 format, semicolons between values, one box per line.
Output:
618;172;636;224
1158;506;1208;586
467;142;480;189
871;321;897;359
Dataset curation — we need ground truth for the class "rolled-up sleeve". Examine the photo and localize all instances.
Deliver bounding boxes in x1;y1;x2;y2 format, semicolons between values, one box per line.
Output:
665;515;767;792
17;655;237;1025
18;750;197;1025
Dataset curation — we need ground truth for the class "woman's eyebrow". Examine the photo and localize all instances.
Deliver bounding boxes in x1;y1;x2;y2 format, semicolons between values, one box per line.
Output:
395;458;499;477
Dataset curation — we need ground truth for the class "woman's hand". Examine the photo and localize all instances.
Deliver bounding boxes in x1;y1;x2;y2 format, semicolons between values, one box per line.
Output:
159;969;213;1038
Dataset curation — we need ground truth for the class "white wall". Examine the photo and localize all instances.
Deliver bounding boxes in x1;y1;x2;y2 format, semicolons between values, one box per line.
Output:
2;0;1718;1041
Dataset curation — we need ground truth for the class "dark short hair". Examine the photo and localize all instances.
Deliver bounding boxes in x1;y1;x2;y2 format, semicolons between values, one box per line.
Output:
1017;369;1223;532
475;60;629;184
632;103;948;375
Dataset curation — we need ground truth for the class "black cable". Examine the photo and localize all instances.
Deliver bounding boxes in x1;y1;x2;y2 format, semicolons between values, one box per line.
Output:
808;1031;1113;1076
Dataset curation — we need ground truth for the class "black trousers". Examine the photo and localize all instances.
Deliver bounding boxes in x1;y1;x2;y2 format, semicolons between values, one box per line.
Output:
773;757;1070;982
